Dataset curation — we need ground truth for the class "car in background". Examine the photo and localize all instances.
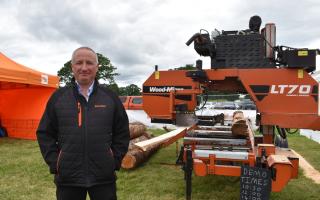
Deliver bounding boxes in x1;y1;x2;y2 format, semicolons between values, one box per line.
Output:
196;101;216;110
120;96;143;110
213;101;237;110
204;101;216;109
237;99;256;110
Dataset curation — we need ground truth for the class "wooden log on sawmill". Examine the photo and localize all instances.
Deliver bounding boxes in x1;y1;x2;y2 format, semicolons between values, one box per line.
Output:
129;122;146;139
231;111;248;137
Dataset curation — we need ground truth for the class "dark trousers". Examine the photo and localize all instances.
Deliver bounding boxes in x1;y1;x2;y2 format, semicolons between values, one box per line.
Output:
56;183;117;200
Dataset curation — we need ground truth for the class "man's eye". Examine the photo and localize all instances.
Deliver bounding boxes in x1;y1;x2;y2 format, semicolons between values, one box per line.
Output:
86;61;94;65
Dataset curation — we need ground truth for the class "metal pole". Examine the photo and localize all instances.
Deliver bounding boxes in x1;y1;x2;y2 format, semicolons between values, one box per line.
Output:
185;147;193;200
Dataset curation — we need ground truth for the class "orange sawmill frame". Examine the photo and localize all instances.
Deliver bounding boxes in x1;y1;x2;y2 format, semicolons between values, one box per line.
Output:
178;123;299;192
143;68;320;130
143;67;316;192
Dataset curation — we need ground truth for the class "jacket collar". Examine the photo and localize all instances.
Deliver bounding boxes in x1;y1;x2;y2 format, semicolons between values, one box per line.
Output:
71;78;99;101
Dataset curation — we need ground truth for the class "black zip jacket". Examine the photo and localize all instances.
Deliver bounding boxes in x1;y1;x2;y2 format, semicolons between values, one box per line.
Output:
36;80;129;187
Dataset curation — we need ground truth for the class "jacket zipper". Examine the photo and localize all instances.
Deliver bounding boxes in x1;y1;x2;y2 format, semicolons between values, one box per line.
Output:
56;150;62;175
78;102;82;127
78;99;88;185
109;148;114;157
84;105;89;186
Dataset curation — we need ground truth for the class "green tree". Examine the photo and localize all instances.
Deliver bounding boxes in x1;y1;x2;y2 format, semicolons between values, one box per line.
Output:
118;87;127;96
173;64;196;70
118;84;141;96
125;84;141;95
57;53;119;86
106;82;120;94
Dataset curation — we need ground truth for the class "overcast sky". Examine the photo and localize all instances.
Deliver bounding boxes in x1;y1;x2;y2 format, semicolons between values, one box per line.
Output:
1;0;320;87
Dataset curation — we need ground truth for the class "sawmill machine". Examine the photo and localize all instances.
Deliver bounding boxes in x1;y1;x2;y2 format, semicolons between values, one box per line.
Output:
142;15;319;199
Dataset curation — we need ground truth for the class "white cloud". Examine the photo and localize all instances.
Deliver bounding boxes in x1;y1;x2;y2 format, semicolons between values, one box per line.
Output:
1;0;320;87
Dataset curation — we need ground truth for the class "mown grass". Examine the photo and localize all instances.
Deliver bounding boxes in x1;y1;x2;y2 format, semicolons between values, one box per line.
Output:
0;139;55;200
287;133;320;172
0;130;319;200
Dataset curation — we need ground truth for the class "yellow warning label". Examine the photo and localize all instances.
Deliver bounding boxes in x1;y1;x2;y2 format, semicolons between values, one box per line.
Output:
298;69;303;78
298;51;308;56
155;71;160;79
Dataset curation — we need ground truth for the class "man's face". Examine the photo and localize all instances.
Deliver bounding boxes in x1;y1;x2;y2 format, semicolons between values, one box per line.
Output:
71;49;98;86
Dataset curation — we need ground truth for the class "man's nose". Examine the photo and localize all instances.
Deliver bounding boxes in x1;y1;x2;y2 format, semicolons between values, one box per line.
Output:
80;63;89;70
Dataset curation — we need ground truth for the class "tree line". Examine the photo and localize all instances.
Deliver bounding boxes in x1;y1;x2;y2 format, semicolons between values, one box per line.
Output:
57;52;195;96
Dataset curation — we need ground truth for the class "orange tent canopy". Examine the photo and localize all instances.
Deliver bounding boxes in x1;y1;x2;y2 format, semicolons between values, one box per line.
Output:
0;52;59;139
0;52;59;88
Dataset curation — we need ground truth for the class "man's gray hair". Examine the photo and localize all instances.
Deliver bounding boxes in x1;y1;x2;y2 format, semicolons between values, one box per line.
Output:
71;47;98;64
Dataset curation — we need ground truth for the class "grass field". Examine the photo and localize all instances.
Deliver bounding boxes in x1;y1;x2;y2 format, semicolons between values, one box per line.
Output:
0;130;320;200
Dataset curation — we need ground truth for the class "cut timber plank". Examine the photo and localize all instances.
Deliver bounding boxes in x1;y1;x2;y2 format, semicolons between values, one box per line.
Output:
134;127;187;151
128;134;150;151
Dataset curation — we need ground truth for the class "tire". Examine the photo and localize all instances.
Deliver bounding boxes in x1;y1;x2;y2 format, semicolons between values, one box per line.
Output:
0;127;7;137
285;128;299;134
274;135;288;148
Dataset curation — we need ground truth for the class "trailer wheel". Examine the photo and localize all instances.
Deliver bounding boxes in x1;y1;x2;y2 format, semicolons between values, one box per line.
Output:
285;128;299;134
275;135;288;148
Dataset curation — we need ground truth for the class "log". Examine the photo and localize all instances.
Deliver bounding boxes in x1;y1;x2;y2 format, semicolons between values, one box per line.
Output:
122;131;156;169
231;111;248;137
121;149;144;169
143;131;153;139
233;111;244;120
121;145;160;169
129;122;146;139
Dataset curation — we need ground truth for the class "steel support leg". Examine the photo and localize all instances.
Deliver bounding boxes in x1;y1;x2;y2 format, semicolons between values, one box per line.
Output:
185;147;193;200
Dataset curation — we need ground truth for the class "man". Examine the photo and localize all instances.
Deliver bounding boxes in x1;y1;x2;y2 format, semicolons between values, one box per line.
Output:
37;47;129;200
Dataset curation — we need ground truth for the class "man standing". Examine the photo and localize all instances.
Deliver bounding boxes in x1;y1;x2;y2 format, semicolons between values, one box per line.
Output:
37;47;129;200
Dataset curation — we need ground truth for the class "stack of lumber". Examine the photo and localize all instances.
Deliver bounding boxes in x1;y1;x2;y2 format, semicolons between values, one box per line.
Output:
121;122;156;169
231;111;249;137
